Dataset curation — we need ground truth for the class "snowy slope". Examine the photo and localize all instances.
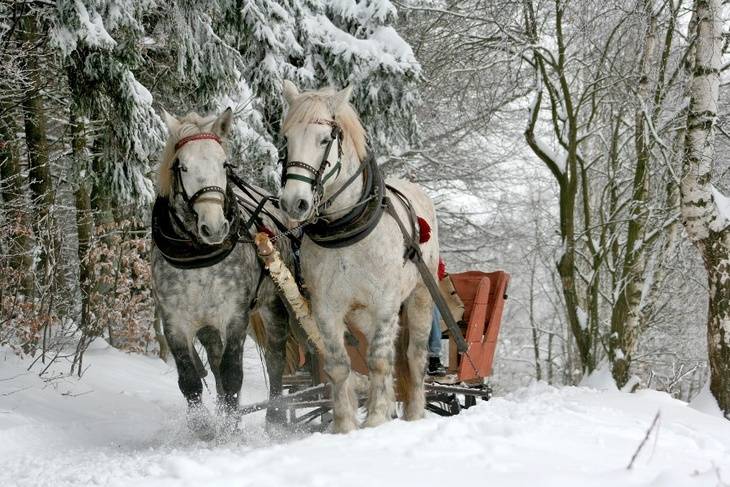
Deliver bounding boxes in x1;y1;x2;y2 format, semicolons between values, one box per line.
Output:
1;344;729;487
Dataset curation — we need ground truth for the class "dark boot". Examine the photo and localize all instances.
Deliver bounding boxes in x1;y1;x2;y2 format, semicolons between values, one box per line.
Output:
427;356;447;376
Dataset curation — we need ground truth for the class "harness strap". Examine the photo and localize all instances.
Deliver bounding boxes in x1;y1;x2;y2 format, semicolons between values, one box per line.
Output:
303;155;385;248
187;185;225;205
227;170;294;239
175;132;221;151
152;195;240;270
318;155;369;212
282;121;343;209
383;191;469;354
249;263;267;310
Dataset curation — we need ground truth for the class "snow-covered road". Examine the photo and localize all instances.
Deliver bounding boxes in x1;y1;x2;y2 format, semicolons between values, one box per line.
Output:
1;343;729;487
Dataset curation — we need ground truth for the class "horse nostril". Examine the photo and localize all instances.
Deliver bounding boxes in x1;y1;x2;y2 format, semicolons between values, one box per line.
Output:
296;199;309;213
221;221;229;236
200;224;212;238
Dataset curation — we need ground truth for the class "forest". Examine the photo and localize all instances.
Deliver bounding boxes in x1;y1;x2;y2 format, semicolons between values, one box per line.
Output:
1;0;730;421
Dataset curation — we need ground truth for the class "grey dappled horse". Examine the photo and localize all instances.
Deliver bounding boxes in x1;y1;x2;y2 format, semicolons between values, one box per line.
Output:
151;109;291;439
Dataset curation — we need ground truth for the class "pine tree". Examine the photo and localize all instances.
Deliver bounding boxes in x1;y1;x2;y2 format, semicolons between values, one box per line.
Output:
52;0;163;208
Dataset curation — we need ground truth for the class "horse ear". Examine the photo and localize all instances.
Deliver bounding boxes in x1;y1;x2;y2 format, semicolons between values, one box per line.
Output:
212;107;234;137
161;109;180;133
282;80;300;104
331;85;353;111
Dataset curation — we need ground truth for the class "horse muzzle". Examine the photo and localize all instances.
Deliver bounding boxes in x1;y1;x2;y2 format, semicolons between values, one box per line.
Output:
280;193;313;222
198;221;228;245
195;202;230;245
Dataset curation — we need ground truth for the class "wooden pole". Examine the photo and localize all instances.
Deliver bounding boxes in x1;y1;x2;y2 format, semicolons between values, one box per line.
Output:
254;233;324;354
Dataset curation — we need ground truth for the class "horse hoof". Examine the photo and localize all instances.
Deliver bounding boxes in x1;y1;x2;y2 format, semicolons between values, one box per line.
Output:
187;405;215;441
363;415;389;428
265;406;287;425
332;419;358;434
404;410;425;422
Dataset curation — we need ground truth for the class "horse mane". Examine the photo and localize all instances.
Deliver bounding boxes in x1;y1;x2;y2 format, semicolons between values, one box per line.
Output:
281;87;368;162
158;112;219;197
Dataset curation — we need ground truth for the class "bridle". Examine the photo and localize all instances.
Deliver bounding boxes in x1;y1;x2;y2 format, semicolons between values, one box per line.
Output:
171;132;231;212
281;118;343;209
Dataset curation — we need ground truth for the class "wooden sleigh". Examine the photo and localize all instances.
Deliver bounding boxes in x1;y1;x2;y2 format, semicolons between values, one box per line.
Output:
240;234;510;425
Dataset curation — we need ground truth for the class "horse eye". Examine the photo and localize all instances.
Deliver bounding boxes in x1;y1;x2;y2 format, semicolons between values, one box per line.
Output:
320;138;331;146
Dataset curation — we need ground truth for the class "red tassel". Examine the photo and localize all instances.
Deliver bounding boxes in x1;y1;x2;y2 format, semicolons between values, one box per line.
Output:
417;217;431;244
257;225;275;239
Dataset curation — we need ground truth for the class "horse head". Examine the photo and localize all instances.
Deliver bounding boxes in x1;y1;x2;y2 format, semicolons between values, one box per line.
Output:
279;81;367;222
159;108;234;245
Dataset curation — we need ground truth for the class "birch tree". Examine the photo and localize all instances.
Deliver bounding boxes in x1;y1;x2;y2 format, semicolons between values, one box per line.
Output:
680;0;730;416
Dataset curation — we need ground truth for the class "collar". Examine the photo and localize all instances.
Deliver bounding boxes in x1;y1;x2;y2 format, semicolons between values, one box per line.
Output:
303;155;385;248
151;187;241;269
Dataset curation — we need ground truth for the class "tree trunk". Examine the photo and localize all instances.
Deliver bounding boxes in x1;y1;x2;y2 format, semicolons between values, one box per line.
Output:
680;0;730;417
20;15;54;286
66;48;96;337
609;3;656;388
528;263;542;380
705;237;730;416
0;104;34;295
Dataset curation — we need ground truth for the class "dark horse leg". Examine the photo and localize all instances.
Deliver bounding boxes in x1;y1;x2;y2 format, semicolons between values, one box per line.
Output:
165;325;215;440
260;299;290;425
219;311;249;417
197;326;224;397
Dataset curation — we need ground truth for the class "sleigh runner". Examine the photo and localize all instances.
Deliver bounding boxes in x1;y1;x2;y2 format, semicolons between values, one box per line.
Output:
246;232;510;425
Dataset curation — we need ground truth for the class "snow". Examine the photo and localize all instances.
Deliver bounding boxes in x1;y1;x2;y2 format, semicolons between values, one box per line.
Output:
303;15;419;75
74;2;117;49
2;347;730;487
371;26;416;60
576;306;588;331
326;0;396;24
579;362;619;391
710;185;730;232
690;380;725;418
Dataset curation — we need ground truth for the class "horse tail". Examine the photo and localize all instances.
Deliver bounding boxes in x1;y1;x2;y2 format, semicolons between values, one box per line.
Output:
191;345;208;379
249;311;268;347
394;308;412;405
284;330;301;374
249;311;301;374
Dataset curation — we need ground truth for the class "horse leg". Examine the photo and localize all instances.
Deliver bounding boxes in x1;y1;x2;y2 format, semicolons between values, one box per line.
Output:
258;300;289;425
219;312;248;416
165;326;214;439
197;326;224;397
319;314;357;433
363;314;398;428
402;285;432;421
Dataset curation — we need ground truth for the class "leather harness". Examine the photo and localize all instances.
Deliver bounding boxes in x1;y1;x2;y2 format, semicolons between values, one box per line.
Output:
280;119;469;353
152;133;281;272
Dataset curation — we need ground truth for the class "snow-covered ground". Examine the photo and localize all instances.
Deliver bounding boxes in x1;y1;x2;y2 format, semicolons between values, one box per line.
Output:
1;343;729;487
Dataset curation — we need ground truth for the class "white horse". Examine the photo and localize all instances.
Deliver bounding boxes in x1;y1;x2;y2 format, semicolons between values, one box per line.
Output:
278;81;439;432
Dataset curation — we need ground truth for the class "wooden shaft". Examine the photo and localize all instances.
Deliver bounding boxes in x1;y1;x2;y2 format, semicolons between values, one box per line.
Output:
254;232;325;354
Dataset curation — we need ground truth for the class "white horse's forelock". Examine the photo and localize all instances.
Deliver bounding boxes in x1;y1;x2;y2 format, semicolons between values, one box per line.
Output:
158;112;219;197
281;88;368;163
